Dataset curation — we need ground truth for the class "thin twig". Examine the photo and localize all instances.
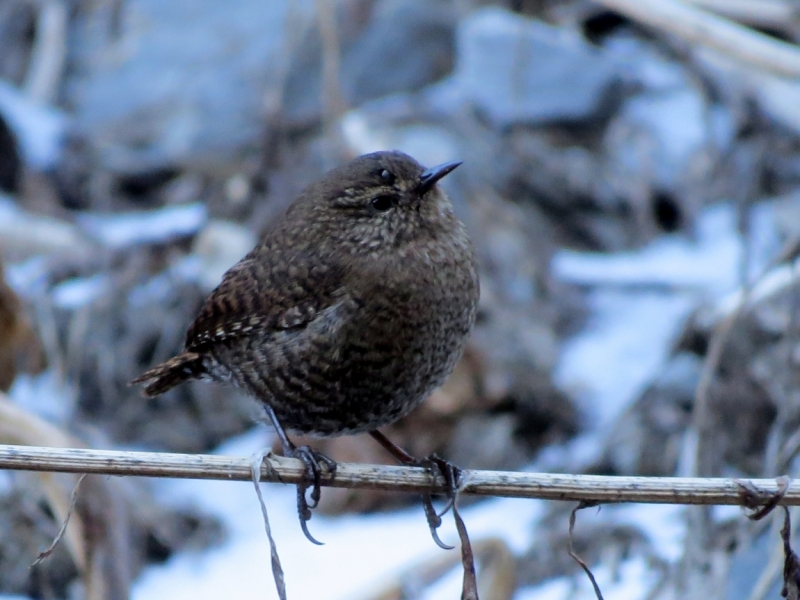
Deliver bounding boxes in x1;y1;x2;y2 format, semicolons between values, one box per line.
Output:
686;287;748;478
594;0;800;79
568;502;605;600
5;444;800;505
689;254;800;477
23;0;68;105
31;473;86;568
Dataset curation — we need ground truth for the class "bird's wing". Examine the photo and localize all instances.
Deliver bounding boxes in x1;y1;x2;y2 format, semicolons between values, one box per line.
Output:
184;248;348;351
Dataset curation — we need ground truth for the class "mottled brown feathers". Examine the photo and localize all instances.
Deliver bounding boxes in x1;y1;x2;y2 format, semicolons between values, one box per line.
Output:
131;150;479;437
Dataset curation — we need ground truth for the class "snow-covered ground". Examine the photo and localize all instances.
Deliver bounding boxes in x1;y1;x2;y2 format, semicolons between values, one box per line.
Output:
123;201;759;599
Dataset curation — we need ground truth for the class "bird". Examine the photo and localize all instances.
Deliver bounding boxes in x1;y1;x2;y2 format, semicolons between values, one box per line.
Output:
131;150;479;544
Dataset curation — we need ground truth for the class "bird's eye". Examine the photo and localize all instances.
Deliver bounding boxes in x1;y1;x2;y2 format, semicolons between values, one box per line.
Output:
370;195;394;212
380;169;395;184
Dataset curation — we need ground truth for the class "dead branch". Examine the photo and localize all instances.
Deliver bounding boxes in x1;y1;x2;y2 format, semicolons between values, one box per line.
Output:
594;0;800;79
1;444;800;506
23;0;69;105
686;0;799;30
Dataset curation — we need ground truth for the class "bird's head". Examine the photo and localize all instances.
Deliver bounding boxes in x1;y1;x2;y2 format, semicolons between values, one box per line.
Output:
289;150;463;256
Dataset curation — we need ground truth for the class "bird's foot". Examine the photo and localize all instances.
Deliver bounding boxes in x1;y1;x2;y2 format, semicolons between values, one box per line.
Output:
417;454;461;550
368;430;462;549
286;445;337;545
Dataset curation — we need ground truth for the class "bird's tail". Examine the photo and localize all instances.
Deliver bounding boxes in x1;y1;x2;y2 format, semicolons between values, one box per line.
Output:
129;351;204;397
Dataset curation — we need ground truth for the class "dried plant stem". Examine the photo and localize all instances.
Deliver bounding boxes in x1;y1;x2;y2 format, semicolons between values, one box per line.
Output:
0;444;799;506
31;473;86;568
686;0;799;29
23;0;69;104
595;0;800;78
314;0;346;139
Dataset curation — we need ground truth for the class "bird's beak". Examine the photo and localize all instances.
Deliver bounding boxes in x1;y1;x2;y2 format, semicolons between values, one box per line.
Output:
417;161;461;195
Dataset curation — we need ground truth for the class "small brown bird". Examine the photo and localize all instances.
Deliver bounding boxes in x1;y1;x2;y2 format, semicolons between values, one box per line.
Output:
132;150;479;543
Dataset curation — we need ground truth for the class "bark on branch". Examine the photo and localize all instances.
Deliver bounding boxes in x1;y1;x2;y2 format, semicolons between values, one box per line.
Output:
0;443;797;506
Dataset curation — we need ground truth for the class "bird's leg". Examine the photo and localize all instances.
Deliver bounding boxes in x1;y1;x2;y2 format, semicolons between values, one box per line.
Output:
369;430;461;550
263;405;337;545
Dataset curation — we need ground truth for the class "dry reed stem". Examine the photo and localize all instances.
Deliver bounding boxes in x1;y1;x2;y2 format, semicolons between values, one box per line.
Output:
0;444;798;506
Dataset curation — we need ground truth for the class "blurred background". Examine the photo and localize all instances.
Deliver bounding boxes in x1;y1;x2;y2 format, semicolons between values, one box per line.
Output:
1;0;800;598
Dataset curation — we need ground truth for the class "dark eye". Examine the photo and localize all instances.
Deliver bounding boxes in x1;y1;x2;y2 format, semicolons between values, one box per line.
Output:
370;195;394;212
380;169;395;184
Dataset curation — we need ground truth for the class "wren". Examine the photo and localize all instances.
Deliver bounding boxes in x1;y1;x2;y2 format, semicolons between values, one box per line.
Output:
132;150;479;543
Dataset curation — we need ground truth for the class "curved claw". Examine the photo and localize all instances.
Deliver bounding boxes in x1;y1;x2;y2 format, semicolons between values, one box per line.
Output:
422;494;454;550
297;483;324;545
300;521;324;546
289;445;337;545
430;528;454;551
368;431;464;550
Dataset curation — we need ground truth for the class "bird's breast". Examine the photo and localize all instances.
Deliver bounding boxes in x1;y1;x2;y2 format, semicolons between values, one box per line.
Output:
351;241;478;347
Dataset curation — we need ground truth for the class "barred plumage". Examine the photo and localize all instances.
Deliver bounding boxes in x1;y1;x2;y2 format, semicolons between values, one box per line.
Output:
131;151;479;543
132;151;478;437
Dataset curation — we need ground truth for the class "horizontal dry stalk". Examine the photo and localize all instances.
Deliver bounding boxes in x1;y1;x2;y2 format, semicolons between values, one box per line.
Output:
0;443;797;507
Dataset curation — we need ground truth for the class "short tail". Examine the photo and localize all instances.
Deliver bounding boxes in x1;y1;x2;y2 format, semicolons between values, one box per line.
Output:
129;351;204;397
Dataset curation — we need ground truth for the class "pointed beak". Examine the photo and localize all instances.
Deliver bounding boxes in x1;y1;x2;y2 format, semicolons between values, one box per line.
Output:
417;160;461;195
